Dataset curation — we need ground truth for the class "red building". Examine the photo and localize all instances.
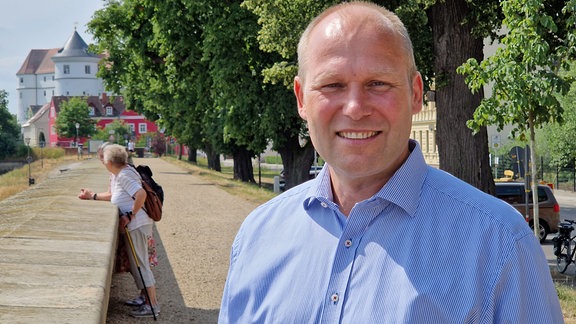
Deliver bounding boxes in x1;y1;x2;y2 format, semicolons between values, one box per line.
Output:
40;93;158;147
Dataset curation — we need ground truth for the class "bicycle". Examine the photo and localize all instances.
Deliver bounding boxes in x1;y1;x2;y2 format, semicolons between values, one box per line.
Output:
554;219;576;273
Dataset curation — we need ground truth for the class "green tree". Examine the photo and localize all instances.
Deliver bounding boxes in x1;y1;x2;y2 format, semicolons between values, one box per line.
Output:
89;0;217;167
100;120;131;145
88;0;311;187
0;90;20;160
54;97;96;144
458;0;576;239
539;64;576;168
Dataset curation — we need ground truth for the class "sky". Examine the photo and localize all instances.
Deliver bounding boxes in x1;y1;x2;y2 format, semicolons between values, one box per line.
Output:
0;0;106;116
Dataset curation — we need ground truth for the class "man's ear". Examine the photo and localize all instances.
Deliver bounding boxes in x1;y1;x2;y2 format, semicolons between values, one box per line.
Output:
411;72;424;115
294;76;307;120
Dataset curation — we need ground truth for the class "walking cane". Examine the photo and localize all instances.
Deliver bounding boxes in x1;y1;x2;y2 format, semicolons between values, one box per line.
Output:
124;225;157;321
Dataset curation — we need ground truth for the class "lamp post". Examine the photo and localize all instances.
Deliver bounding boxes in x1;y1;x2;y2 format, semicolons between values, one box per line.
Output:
75;122;80;160
24;137;34;185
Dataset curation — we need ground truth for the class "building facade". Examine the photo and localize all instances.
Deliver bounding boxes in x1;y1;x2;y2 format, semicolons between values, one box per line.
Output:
17;30;157;147
411;98;439;168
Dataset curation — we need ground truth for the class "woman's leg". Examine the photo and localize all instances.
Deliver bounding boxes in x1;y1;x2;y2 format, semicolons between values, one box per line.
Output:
125;224;158;306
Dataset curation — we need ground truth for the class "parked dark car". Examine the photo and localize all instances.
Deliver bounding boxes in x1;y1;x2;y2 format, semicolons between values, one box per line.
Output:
494;182;560;242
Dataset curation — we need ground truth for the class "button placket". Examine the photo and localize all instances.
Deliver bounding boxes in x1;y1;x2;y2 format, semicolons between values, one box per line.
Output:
330;293;339;304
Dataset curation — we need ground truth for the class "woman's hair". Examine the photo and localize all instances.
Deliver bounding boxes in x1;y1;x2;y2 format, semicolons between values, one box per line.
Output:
102;144;128;167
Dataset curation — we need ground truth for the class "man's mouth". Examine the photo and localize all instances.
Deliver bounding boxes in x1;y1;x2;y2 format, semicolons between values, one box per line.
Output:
337;131;380;139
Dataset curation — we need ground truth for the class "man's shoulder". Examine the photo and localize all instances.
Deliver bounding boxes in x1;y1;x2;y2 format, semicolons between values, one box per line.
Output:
424;168;528;234
243;181;312;225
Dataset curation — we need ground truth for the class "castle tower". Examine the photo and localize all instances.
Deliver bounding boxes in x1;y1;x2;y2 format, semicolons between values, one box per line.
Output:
51;29;104;97
16;30;105;124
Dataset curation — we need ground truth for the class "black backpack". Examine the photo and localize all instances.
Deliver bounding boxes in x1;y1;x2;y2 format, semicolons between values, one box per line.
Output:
131;164;164;221
135;165;164;203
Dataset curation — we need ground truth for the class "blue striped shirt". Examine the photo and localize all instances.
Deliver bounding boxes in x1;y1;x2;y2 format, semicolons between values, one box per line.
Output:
219;141;563;323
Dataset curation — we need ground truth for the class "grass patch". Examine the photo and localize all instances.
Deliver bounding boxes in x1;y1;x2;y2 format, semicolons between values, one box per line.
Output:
0;155;77;202
557;283;576;323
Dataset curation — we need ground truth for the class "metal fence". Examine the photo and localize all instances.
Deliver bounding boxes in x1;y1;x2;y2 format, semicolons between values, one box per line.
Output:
493;154;576;192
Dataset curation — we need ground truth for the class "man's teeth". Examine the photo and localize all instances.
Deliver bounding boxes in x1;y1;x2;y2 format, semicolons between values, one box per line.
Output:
338;131;377;139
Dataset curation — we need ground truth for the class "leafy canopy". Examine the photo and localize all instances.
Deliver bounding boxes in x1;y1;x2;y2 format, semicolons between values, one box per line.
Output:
458;0;576;138
54;97;96;140
0;90;20;159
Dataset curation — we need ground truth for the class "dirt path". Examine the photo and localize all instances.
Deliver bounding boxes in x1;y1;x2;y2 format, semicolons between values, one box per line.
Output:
106;158;258;323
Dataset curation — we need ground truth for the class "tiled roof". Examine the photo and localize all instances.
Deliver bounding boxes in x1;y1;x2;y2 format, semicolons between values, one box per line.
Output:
51;96;127;116
16;48;59;75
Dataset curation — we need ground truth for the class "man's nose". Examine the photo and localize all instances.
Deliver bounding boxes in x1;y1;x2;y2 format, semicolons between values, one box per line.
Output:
342;86;371;120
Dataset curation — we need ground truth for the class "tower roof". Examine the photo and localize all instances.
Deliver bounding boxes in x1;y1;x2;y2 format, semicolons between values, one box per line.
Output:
53;29;98;58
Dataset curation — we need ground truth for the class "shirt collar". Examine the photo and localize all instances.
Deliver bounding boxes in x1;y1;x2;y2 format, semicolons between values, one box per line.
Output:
303;139;428;217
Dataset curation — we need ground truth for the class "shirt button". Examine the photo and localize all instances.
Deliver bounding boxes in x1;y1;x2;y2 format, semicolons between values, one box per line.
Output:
331;293;339;304
344;239;352;248
321;202;328;208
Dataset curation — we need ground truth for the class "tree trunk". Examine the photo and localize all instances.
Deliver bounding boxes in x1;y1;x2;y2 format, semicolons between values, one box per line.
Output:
430;0;495;194
187;147;197;163
205;143;221;172
232;146;256;183
529;115;540;240
278;135;316;190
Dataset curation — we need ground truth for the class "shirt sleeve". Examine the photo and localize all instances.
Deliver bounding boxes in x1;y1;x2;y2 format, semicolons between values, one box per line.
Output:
117;170;142;198
486;232;563;323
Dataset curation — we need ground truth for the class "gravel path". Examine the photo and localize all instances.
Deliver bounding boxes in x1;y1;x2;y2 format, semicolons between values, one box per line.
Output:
106;158;258;323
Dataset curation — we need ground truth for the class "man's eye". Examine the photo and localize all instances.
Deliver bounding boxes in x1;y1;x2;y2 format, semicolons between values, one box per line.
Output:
369;81;393;90
323;83;342;89
370;81;387;87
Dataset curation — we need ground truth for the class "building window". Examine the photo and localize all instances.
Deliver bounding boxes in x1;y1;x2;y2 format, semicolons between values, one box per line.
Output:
52;76;55;81
20;77;23;83
106;106;113;116
43;76;46;82
43;90;46;96
85;65;91;74
89;107;95;116
64;65;70;74
129;124;135;134
139;123;147;134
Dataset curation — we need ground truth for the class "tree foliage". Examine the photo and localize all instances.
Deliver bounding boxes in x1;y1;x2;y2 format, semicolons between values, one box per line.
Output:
54;97;95;143
458;0;576;237
539;63;576;167
0;90;20;160
88;0;314;187
458;0;575;138
87;0;576;191
94;119;132;144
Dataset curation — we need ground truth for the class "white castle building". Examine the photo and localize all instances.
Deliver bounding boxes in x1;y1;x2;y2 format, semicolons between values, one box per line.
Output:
16;29;105;125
